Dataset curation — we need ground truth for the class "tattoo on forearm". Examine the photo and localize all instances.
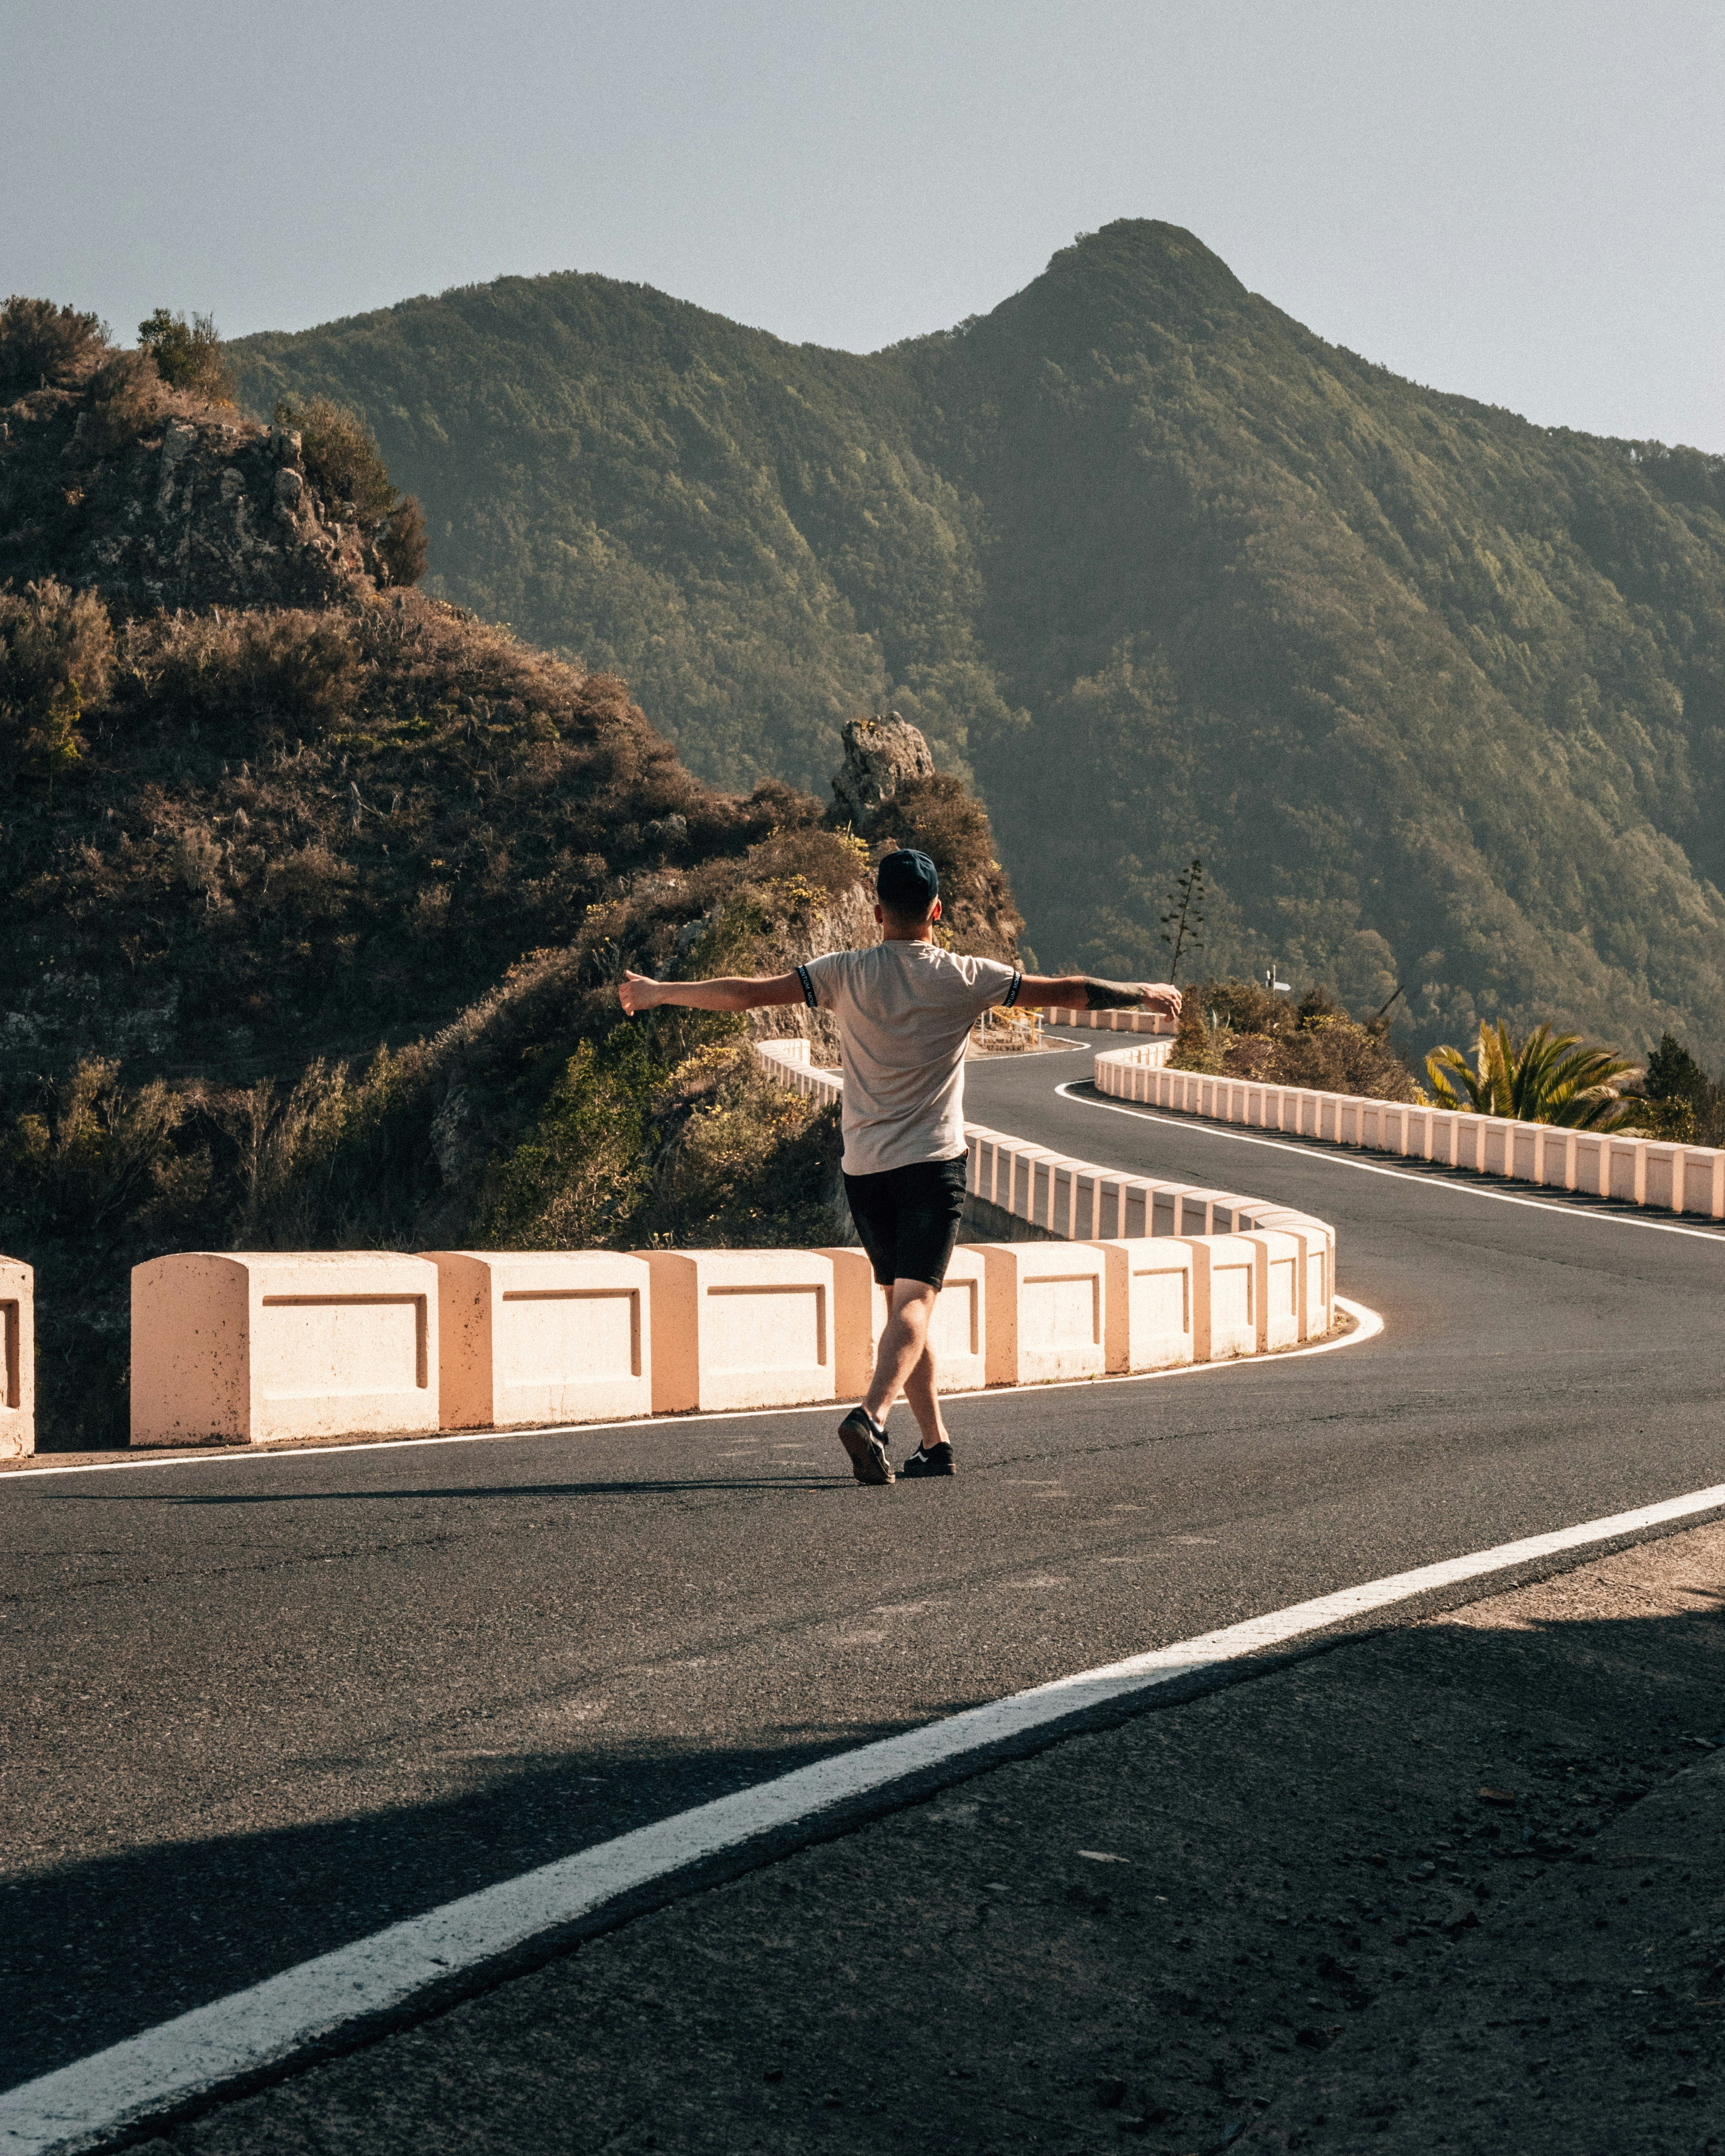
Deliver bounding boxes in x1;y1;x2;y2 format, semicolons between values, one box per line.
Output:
1078;978;1144;1011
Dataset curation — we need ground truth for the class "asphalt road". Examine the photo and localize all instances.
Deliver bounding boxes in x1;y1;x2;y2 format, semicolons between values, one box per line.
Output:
5;1043;1725;2098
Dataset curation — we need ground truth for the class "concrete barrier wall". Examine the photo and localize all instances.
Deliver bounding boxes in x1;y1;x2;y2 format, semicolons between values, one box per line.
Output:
1097;1044;1725;1220
131;1252;439;1447
820;1246;882;1399
1089;1238;1194;1373
976;1243;1109;1387
134;960;1705;1449
927;1247;990;1392
755;1036;843;1107
98;1027;1693;1444
1245;1231;1304;1353
424;1250;651;1430
956;1120;1334;1330
1044;1008;1177;1036
1190;1234;1258;1361
0;1255;34;1459
645;1249;836;1415
116;1036;1344;1454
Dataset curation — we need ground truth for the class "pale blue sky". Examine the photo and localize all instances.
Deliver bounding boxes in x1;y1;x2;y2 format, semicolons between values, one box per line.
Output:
4;0;1721;448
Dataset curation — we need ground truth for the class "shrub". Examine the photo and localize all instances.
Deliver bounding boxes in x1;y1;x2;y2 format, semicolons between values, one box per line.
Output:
136;308;235;404
1169;974;1420;1100
1645;1031;1708;1104
1203;975;1283;1037
478;1033;659;1248
376;494;429;587
1168;990;1225;1073
0;296;107;390
862;769;1024;956
1248;1016;1418;1101
206;1045;435;1251
1;1058;207;1232
171;826;224;899
1630;1031;1725;1146
875;770;993;896
274;395;396;529
409;883;453;939
1631;1097;1698;1144
87;349;163;450
0;577;114;773
271;394;428;586
636;1044;841;1246
744;821;869;904
262;841;355;919
137;609;363;739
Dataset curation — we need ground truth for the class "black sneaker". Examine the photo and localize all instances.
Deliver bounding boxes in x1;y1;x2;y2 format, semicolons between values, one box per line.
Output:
837;1407;894;1485
900;1442;956;1478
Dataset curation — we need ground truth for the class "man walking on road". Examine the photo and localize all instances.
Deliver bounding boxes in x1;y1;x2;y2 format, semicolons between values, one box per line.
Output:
619;850;1180;1485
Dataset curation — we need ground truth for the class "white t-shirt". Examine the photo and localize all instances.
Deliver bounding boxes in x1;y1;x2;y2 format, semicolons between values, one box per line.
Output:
796;942;1022;1176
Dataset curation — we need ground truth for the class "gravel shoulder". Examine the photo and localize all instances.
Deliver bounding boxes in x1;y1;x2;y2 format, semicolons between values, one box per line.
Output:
135;1521;1725;2156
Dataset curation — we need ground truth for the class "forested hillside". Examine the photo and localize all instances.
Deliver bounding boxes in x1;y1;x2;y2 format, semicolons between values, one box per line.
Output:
232;222;1725;1063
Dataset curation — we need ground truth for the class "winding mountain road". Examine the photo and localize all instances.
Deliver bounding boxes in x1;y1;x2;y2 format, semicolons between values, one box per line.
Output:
5;1041;1724;2118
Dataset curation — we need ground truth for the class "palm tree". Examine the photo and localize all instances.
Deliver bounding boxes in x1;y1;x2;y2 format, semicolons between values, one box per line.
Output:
1425;1021;1641;1129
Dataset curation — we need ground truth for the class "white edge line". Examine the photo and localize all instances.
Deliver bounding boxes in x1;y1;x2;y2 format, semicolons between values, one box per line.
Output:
0;1302;1382;1486
1057;1082;1725;1244
5;1470;1724;2154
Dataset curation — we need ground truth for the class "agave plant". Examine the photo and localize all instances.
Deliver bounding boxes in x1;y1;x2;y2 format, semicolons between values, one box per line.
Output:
1425;1021;1641;1129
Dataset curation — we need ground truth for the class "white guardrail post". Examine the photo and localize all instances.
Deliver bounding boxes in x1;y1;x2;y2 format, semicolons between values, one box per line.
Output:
1088;1038;1725;1221
0;1255;34;1459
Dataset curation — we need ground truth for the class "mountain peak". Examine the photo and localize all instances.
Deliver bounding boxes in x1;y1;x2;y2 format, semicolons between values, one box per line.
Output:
986;217;1252;354
1060;217;1241;281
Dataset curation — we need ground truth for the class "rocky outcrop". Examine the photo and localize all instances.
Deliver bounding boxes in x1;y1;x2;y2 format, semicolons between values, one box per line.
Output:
829;712;934;830
823;711;1023;963
78;416;374;614
1;381;377;616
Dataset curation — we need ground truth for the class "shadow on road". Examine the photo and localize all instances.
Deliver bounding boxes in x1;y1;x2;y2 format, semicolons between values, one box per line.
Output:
7;1588;1724;2102
40;1476;843;1504
3;1712;926;2091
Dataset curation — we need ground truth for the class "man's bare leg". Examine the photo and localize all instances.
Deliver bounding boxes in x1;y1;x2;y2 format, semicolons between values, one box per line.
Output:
900;1342;949;1452
863;1279;938;1429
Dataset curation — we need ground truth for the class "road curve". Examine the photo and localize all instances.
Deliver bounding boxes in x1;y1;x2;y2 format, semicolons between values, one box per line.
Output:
4;1041;1724;2094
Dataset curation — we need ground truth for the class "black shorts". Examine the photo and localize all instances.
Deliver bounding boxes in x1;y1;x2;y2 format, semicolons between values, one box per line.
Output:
842;1153;969;1290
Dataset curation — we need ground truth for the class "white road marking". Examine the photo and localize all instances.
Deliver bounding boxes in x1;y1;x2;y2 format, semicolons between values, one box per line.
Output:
6;1474;1725;2154
0;1303;1383;1486
1056;1082;1725;1244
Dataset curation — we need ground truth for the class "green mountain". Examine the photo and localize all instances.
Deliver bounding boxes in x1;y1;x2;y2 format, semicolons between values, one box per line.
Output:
232;222;1725;1062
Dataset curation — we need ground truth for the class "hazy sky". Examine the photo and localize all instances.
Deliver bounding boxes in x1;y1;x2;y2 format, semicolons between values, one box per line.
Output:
5;0;1721;449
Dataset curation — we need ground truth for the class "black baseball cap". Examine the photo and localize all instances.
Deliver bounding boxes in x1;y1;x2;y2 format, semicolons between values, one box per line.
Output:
876;847;940;913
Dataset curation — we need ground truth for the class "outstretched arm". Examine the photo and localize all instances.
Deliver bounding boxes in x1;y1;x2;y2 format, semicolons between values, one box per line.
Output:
619;969;806;1015
1015;974;1182;1020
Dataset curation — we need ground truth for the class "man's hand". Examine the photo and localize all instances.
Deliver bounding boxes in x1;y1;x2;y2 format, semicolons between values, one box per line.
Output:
1134;981;1182;1019
618;970;661;1016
